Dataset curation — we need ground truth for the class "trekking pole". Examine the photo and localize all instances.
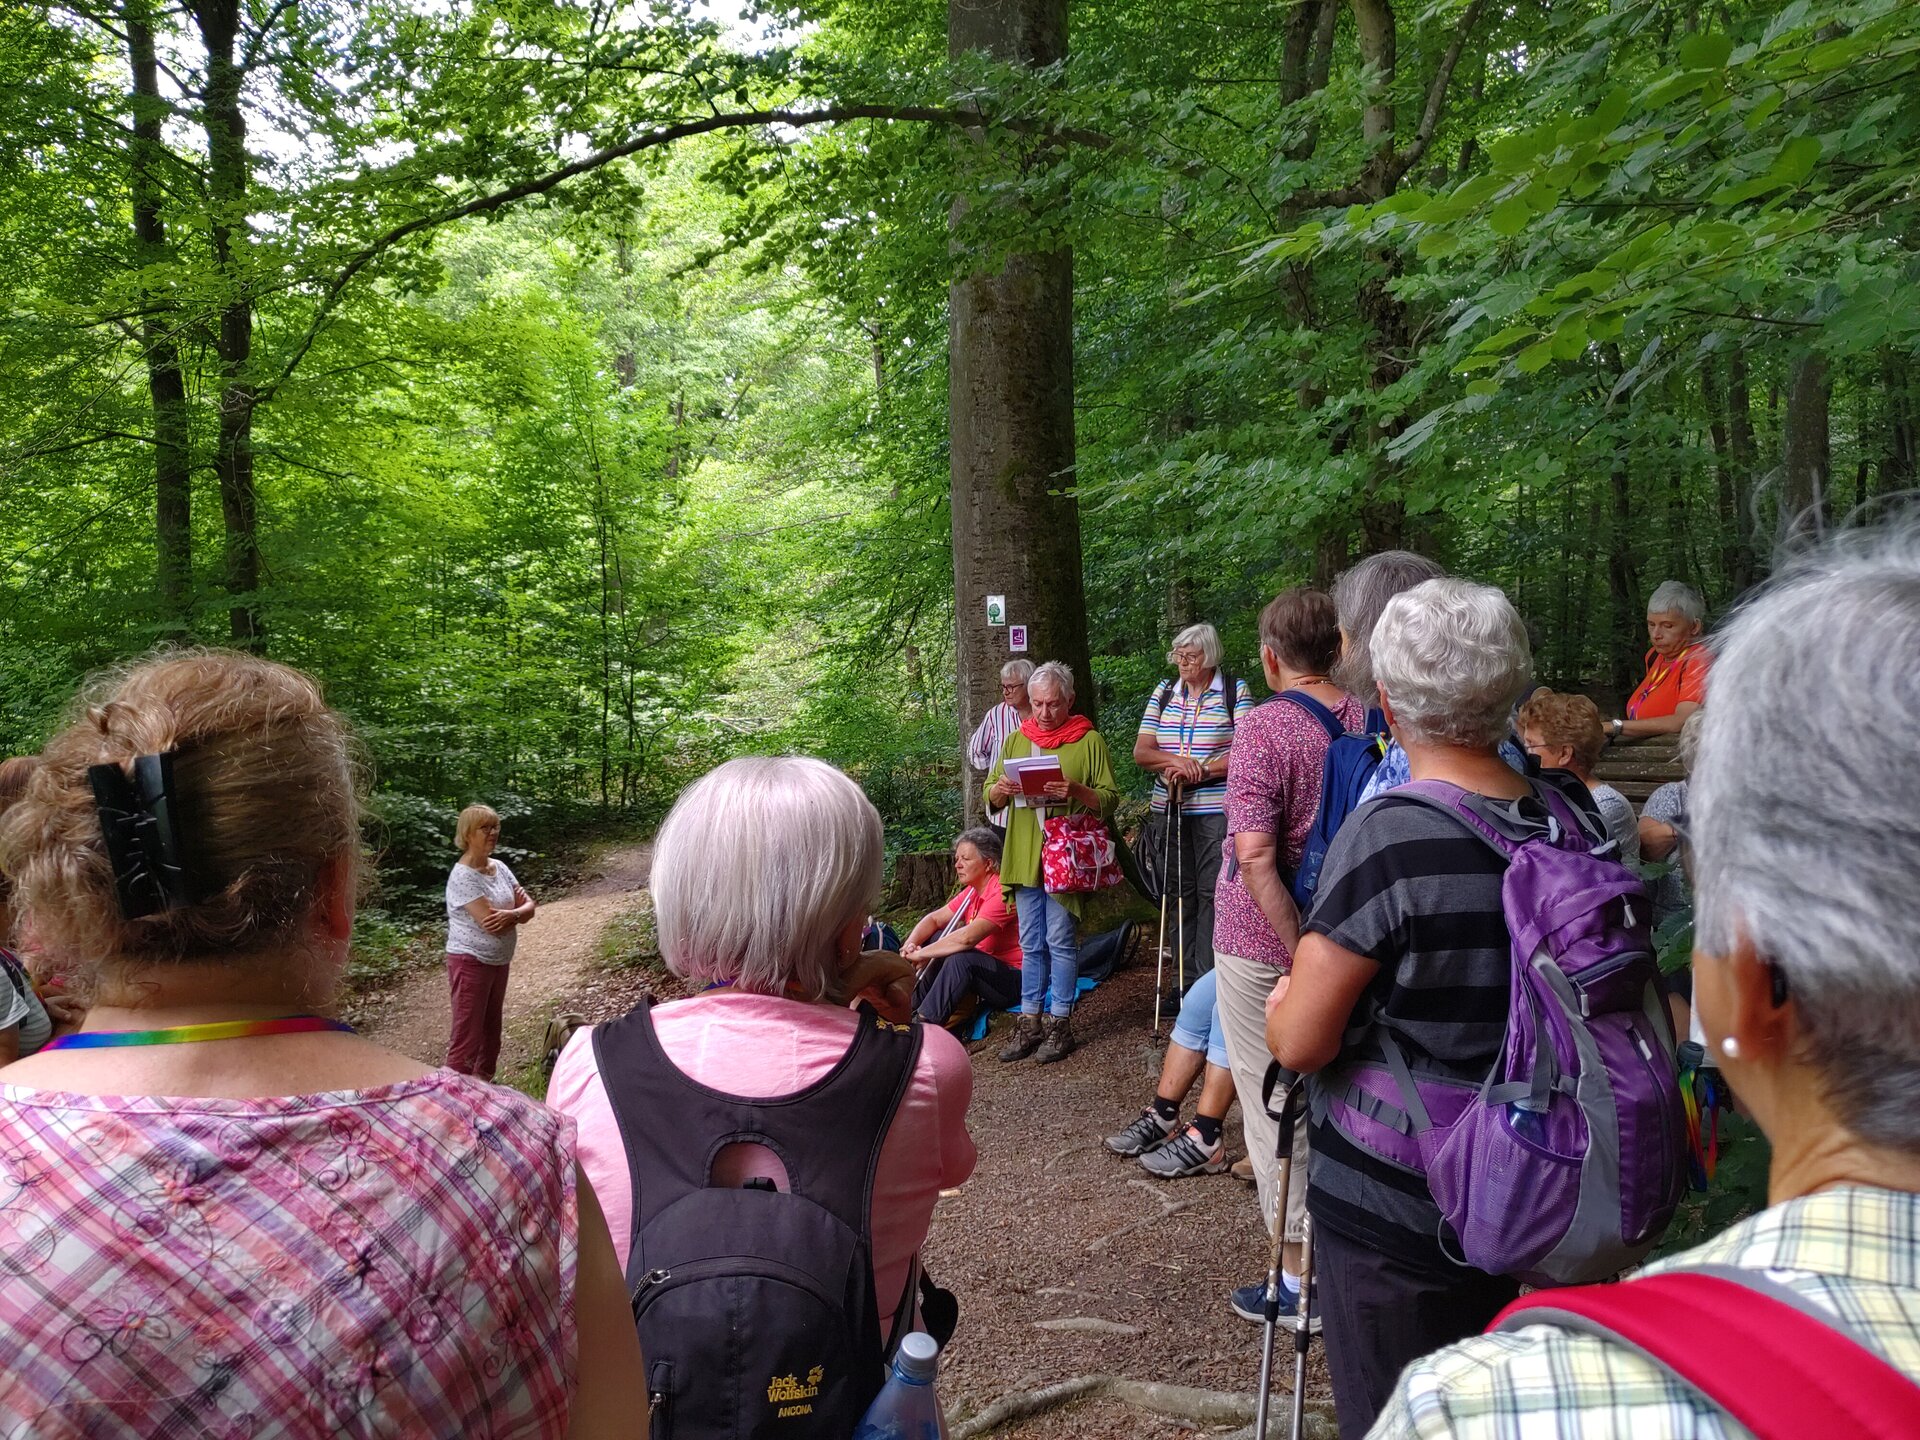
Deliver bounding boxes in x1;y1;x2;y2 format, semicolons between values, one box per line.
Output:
1151;781;1176;1040
1290;1215;1315;1440
1253;1063;1307;1440
1173;784;1186;997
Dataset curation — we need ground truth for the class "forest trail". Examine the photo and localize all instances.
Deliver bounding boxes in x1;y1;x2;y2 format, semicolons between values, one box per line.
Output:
359;842;653;1077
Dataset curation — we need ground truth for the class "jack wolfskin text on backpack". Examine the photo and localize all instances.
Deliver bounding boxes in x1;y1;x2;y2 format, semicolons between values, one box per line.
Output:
593;1001;924;1439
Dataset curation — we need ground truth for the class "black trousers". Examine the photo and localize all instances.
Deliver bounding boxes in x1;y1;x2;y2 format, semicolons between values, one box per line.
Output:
1170;809;1227;981
913;949;1022;1026
1314;1221;1520;1440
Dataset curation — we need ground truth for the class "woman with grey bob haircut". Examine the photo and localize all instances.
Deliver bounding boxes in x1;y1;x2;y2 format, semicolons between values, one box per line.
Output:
1370;523;1920;1437
652;755;887;1001
1331;549;1446;702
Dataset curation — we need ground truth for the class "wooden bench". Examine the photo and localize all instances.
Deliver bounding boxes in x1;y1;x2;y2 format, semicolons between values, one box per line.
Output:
1590;733;1686;807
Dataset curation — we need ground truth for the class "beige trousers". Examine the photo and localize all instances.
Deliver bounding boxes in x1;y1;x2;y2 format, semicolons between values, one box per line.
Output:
1214;949;1310;1243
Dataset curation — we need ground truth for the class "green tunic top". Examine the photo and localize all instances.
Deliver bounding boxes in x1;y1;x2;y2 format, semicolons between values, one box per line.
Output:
986;729;1121;919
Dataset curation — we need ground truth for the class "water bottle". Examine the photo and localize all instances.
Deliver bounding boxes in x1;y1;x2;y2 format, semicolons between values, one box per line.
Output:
1507;1101;1548;1146
851;1332;947;1440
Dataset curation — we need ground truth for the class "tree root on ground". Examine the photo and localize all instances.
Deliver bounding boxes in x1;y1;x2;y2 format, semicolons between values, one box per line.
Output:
950;1373;1337;1440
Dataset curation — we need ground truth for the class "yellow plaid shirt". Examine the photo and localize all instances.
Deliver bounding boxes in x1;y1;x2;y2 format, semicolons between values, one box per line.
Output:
1370;1185;1920;1439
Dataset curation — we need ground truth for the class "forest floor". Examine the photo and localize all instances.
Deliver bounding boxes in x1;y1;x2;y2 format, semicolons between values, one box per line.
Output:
357;854;1332;1437
352;841;655;1082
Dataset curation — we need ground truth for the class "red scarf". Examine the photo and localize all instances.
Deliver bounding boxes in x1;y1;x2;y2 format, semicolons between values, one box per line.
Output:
1021;713;1094;750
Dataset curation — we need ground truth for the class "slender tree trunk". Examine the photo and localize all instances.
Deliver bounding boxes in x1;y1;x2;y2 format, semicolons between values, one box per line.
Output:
949;0;1091;826
1725;348;1760;591
128;3;193;633
1782;350;1831;538
195;0;264;650
1883;352;1915;495
1606;429;1639;698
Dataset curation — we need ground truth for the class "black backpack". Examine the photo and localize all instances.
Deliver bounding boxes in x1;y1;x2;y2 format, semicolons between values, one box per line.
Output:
592;998;924;1440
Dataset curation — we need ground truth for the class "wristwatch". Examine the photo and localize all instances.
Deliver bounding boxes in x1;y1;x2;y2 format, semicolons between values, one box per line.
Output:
1610;718;1625;739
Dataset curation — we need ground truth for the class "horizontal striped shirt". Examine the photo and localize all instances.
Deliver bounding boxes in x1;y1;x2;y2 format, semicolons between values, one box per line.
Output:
1371;1184;1920;1440
1139;672;1255;815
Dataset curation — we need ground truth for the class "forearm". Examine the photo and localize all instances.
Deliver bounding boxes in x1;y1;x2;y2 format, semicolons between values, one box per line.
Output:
1235;833;1300;951
1620;713;1685;738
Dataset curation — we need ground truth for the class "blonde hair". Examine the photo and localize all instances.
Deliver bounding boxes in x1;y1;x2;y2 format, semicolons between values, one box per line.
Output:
0;651;362;968
455;804;501;851
1516;690;1608;773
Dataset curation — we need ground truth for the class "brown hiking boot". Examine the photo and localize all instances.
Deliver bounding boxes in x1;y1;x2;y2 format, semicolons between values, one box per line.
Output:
998;1014;1044;1062
1231;1156;1255;1185
1034;1013;1077;1064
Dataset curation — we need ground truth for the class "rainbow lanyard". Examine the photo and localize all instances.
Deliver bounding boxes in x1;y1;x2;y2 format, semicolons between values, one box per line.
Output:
43;1015;356;1051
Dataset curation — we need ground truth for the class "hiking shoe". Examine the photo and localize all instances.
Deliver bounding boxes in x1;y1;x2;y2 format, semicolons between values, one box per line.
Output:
1105;1108;1177;1157
1230;1155;1255;1185
1138;1128;1227;1179
1033;1014;1076;1064
998;1014;1043;1063
1230;1278;1322;1332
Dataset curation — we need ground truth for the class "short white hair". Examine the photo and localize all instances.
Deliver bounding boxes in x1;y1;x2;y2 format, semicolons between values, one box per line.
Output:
651;756;882;1002
1167;623;1222;669
1691;524;1920;1156
1646;579;1706;625
1371;577;1532;748
1000;659;1035;685
1027;660;1075;701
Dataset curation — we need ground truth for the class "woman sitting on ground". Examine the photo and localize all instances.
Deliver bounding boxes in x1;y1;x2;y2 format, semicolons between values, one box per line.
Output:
1103;967;1235;1180
1517;688;1640;863
0;652;642;1436
548;756;975;1331
904;826;1023;1029
986;660;1121;1065
1606;578;1711;741
1372;525;1920;1437
1267;578;1584;1438
444;802;536;1081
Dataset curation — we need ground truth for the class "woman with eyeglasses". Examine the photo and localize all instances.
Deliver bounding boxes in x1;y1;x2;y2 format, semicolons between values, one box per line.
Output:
446;803;536;1080
967;660;1035;835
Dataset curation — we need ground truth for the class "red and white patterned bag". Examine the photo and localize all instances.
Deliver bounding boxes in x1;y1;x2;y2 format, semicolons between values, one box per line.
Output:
1040;813;1123;894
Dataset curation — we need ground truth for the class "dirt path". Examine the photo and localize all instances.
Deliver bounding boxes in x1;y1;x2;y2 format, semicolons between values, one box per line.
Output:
358;842;653;1076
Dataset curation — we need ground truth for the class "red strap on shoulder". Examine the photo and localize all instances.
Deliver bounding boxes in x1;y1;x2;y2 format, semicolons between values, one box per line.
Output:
1494;1273;1920;1440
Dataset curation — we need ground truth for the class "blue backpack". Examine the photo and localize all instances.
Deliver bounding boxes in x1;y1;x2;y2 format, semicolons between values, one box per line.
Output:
1278;694;1391;907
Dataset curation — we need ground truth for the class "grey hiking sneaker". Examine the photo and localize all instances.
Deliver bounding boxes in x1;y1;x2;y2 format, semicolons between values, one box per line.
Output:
1139;1128;1227;1179
998;1014;1043;1062
1033;1013;1076;1064
1105;1108;1177;1157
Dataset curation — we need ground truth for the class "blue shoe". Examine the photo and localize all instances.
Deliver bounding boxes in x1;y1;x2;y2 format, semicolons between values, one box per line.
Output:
1230;1277;1321;1332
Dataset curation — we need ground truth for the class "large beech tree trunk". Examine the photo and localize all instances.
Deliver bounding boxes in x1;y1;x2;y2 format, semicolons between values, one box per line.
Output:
128;3;193;632
949;0;1092;825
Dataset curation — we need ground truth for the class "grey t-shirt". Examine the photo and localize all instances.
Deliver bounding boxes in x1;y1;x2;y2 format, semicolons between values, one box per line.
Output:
446;859;522;965
1642;781;1691;930
1589;782;1640;865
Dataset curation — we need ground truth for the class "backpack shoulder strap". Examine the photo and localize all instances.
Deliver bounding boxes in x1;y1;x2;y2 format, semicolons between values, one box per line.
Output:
1492;1268;1920;1440
592;998;925;1264
1275;689;1344;743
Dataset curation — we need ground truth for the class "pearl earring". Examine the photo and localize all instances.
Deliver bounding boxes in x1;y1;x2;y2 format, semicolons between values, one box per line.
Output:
1719;1036;1741;1061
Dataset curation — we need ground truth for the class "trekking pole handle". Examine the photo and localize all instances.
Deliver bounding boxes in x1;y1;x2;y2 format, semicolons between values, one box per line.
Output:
1261;1061;1308;1150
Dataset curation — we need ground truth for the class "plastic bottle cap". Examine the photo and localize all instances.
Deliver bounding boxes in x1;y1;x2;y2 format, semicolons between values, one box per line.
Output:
895;1332;939;1382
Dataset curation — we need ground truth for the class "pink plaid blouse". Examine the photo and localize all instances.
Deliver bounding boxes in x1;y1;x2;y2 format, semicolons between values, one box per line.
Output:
0;1071;579;1438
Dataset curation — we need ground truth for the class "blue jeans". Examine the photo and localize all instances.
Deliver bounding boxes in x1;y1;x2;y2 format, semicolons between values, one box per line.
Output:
1167;967;1229;1069
1015;885;1079;1017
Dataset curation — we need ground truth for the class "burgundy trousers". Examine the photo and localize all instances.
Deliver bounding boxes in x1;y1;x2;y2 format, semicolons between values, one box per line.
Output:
446;952;510;1080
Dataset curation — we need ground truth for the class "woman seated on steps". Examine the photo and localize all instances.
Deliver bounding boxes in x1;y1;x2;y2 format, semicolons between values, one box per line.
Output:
902;825;1024;1031
0;650;642;1437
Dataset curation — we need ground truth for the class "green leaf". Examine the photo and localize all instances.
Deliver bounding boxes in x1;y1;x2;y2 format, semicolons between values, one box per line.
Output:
1514;340;1556;374
1678;30;1734;70
1489;196;1532;236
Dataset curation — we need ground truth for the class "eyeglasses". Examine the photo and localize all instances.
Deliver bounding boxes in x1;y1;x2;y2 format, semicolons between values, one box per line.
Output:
1168;648;1205;665
1000;681;1025;692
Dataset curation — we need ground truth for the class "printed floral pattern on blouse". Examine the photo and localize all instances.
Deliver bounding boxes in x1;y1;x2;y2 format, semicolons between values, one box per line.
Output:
0;1071;579;1439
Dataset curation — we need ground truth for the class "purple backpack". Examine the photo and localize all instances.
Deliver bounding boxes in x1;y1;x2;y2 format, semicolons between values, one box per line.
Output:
1324;778;1687;1286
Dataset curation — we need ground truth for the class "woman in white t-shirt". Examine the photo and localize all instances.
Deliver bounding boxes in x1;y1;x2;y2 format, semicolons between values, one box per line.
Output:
445;803;536;1079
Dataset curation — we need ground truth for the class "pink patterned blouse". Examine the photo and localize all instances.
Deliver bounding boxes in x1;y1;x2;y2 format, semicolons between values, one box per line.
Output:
0;1071;579;1438
1212;691;1364;968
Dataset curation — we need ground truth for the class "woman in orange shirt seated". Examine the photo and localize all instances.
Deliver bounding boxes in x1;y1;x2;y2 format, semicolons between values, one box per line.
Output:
1606;580;1711;741
904;827;1023;1029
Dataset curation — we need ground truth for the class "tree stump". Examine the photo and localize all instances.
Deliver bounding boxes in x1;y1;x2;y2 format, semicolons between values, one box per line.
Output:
888;850;951;912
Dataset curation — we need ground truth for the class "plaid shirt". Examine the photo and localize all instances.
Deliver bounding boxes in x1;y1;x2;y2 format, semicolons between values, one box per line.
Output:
1371;1185;1920;1439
